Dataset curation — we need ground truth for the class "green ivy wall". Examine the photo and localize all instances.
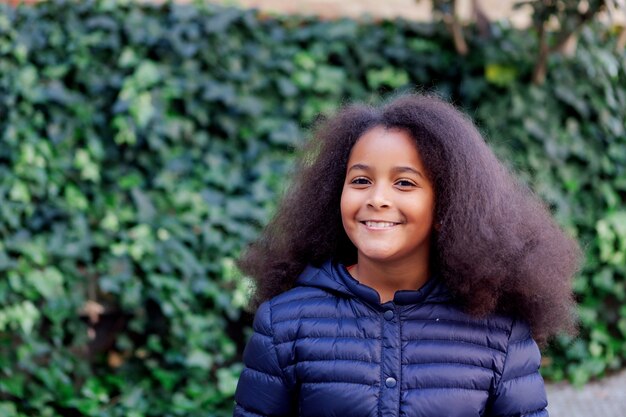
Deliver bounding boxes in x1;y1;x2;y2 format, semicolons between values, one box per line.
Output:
0;1;624;416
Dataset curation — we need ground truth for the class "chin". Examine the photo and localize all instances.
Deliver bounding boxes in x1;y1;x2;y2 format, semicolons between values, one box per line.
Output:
359;249;400;262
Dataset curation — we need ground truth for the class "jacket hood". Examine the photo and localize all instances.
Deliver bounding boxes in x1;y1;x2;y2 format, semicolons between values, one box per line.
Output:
296;259;452;308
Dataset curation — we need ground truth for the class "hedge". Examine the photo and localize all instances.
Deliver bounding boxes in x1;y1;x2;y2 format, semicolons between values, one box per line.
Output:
0;0;624;415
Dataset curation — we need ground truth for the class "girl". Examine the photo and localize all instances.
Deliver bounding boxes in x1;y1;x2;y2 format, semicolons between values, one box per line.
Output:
233;94;580;417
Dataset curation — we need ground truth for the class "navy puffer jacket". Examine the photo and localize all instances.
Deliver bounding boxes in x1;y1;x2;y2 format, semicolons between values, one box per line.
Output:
234;260;548;417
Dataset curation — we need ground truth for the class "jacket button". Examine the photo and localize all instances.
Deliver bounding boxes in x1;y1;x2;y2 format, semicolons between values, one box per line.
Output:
383;310;394;320
385;377;397;388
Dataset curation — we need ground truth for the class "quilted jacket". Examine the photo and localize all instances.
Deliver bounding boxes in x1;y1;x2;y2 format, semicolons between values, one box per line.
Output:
234;260;548;417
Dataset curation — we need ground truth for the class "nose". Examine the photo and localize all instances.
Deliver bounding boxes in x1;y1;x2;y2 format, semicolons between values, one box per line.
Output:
367;184;391;209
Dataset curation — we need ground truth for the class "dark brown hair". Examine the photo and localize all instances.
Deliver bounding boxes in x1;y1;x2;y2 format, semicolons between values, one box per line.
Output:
238;94;580;345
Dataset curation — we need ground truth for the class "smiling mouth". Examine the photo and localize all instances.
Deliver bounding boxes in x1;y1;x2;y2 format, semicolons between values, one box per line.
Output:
361;221;400;229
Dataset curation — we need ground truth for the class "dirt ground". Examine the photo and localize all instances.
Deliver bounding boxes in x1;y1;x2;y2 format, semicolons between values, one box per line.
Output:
547;369;626;417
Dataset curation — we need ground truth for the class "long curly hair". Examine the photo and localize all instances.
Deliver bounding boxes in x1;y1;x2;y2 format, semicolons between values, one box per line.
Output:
238;94;580;344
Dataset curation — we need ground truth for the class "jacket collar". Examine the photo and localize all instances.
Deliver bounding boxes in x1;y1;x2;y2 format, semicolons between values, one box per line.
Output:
296;259;452;309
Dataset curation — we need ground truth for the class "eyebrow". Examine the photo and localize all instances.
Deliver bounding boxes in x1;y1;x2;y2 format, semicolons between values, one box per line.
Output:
347;163;424;178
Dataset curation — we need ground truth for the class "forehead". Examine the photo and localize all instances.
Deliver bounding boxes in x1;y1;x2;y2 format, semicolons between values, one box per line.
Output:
348;126;423;167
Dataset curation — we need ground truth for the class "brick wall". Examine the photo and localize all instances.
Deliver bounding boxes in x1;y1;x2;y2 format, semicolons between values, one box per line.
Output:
210;0;533;26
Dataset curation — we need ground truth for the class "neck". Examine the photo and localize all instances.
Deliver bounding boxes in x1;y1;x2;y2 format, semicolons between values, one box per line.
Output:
351;255;430;304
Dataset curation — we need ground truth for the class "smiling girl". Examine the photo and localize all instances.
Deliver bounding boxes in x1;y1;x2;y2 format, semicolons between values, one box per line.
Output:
233;94;580;417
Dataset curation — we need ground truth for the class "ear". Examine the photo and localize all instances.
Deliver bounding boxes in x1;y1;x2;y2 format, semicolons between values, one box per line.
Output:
434;222;442;232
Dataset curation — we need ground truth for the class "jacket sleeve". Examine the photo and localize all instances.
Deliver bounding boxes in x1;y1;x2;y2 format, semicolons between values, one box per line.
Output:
233;301;295;417
489;319;549;417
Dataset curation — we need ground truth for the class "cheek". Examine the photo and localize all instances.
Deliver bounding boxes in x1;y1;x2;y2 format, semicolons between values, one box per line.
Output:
417;195;436;226
339;189;349;219
404;195;435;223
340;187;355;225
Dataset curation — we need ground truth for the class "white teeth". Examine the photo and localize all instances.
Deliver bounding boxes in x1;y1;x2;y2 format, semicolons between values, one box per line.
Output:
364;221;397;228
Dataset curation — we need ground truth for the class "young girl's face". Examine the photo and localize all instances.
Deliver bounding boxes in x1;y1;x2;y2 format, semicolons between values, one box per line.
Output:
340;126;436;267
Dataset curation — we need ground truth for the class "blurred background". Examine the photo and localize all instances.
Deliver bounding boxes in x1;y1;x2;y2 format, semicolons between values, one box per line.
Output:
0;0;624;416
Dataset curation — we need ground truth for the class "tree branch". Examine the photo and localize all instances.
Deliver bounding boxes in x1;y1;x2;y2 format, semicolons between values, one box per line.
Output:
617;26;626;51
549;5;603;54
443;0;469;56
532;2;604;85
532;21;550;85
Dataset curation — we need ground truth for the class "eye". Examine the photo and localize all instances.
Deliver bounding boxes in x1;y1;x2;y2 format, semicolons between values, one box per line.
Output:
350;177;370;185
395;179;417;187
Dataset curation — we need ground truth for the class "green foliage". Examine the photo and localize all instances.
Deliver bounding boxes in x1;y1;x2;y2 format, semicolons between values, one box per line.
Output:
0;0;624;415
